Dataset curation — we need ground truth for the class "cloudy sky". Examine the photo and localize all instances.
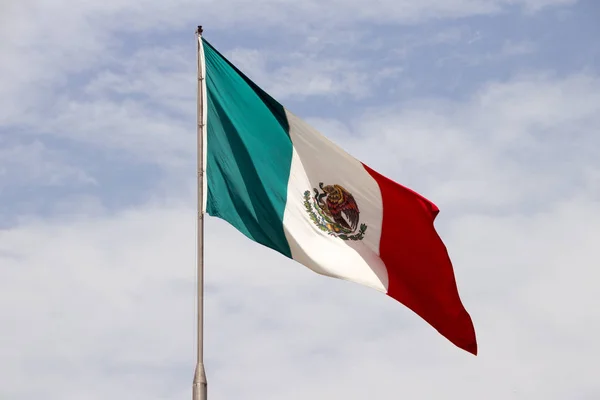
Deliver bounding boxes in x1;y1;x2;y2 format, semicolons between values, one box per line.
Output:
1;0;599;398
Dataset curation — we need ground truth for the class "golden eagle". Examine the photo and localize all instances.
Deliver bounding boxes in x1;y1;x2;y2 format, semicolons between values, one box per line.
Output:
315;182;360;232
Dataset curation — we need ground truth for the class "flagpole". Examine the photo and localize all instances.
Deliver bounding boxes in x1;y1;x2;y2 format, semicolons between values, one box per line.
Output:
193;25;208;400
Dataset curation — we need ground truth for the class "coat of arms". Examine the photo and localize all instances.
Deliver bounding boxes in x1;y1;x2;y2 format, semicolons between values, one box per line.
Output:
303;182;367;241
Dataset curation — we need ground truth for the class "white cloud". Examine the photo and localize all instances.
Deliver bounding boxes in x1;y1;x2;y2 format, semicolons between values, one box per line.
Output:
1;67;599;398
1;0;595;398
310;72;600;212
227;47;372;99
83;45;196;112
0;174;597;399
436;39;538;67
0;140;96;188
500;40;537;56
44;98;193;167
0;0;579;126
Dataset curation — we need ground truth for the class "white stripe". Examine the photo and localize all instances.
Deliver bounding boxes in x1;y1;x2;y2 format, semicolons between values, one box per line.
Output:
282;110;388;292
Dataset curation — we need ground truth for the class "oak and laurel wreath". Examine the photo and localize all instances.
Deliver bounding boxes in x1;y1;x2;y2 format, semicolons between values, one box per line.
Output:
303;190;367;241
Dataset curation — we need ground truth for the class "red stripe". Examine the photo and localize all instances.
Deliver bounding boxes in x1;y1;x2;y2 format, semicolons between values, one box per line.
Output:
362;163;477;355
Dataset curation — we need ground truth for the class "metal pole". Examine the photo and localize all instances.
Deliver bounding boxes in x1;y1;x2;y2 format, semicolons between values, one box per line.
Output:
193;25;208;400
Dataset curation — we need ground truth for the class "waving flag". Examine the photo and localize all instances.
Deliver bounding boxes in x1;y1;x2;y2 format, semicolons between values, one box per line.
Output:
202;38;477;355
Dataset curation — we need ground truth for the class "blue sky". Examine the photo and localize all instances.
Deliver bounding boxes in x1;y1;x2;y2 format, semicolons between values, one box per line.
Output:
1;0;599;399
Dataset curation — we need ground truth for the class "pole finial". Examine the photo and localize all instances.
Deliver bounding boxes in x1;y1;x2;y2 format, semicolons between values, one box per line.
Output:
197;25;203;35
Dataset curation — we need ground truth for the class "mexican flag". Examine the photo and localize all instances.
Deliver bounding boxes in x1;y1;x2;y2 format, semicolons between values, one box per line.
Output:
201;38;477;355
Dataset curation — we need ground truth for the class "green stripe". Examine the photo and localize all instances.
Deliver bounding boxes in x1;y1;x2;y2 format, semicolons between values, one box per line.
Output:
203;39;293;258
